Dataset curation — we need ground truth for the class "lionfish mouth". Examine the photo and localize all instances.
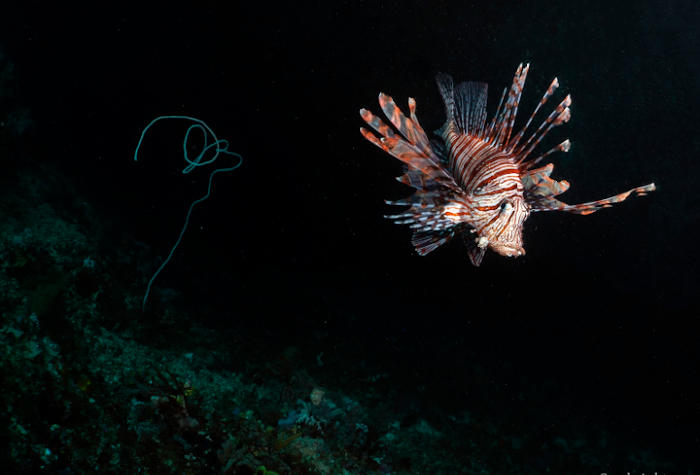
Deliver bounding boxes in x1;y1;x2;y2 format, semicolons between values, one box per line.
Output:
489;242;526;258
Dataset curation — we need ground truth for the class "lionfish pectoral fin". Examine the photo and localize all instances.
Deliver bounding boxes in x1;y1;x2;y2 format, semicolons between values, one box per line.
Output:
360;100;461;193
411;230;455;256
522;163;570;197
530;183;656;214
387;195;471;255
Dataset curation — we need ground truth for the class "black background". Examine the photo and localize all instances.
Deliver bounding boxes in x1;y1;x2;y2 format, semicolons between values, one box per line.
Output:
2;0;698;467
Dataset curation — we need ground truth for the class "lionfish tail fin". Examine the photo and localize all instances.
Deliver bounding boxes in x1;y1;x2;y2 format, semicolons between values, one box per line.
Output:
435;73;455;128
436;73;488;138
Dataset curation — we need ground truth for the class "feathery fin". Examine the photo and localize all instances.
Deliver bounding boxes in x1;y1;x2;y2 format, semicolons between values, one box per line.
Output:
361;93;467;256
524;161;656;214
436;73;488;137
522;163;570;197
360;100;461;193
435;73;455;130
541;183;656;215
454;81;489;137
412;230;455;256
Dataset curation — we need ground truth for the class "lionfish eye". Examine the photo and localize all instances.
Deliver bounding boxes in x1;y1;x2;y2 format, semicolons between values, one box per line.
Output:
500;200;512;212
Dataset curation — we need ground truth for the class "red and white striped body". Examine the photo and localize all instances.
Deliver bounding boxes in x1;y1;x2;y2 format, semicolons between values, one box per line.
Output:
443;130;528;257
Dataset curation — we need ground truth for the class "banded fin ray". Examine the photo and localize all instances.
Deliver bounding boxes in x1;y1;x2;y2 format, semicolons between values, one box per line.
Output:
360;98;461;194
386;202;459;233
494;62;529;148
412;230;456;256
471;63;573;166
522;163;570;197
529;179;656;215
361;94;470;256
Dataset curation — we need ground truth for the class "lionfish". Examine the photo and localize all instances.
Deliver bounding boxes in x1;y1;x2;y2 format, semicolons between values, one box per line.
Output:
359;63;655;266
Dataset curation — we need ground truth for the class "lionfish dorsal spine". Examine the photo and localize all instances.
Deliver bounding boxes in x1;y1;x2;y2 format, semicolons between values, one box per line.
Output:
485;86;507;139
507;77;559;153
497;62;529;148
514;94;572;164
440;62;572;170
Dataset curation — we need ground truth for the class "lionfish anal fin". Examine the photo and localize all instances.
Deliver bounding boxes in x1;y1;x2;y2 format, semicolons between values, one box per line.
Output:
457;230;487;266
467;246;486;266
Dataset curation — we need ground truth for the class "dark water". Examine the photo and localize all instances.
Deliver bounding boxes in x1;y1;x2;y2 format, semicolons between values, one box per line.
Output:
0;0;697;473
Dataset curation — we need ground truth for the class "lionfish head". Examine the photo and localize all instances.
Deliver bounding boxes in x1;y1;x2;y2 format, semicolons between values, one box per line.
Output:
473;195;530;258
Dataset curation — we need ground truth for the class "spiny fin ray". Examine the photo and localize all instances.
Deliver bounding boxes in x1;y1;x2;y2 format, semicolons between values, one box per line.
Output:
360;96;461;194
